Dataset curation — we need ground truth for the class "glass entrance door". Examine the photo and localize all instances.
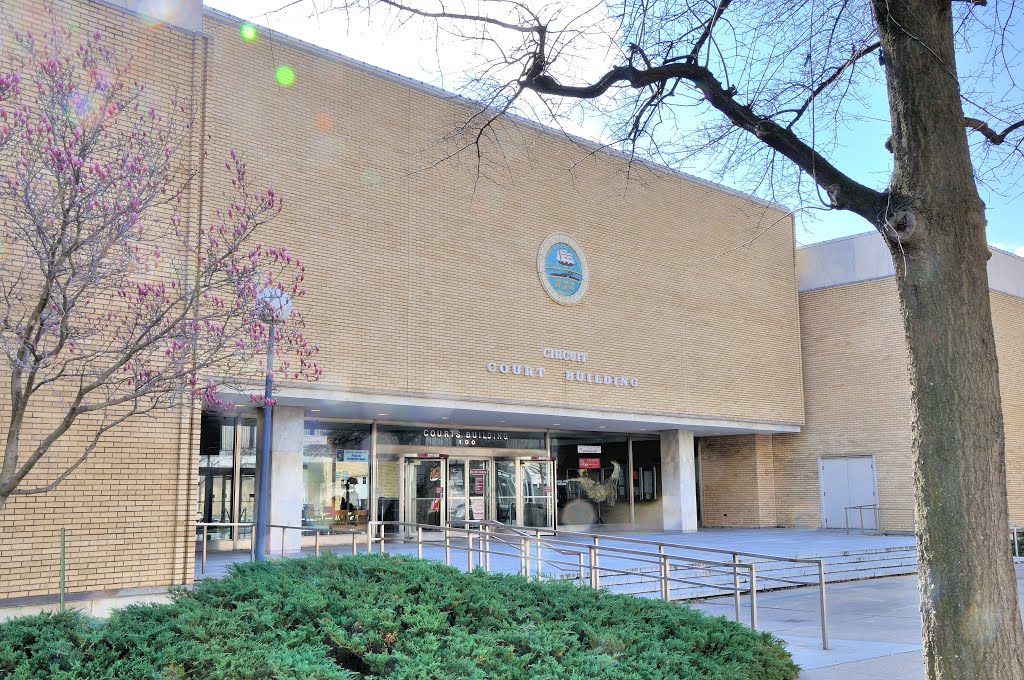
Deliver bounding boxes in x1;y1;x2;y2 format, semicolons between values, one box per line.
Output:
197;469;234;539
447;458;491;526
403;456;447;528
520;458;554;529
495;457;555;529
495;459;517;525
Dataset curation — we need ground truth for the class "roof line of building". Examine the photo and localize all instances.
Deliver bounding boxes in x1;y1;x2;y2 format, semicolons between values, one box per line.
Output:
200;5;789;215
797;229;1024;263
796;231;1024;299
795;230;881;250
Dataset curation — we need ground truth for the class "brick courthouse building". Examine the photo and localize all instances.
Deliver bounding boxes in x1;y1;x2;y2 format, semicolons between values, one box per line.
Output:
1;0;1023;603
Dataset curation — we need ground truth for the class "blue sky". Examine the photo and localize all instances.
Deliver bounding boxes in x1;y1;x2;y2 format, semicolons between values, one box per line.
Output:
201;0;1021;251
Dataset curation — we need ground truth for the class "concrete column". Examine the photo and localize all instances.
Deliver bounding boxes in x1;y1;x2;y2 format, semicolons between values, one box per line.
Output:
660;429;698;531
265;406;304;553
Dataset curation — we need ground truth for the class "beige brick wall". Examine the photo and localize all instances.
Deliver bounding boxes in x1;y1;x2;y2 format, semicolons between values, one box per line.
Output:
700;435;779;527
992;291;1024;527
0;0;202;599
771;277;914;531
199;11;806;429
761;277;1024;533
3;0;807;601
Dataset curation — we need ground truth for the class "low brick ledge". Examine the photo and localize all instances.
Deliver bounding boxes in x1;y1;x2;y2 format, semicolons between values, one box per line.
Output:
0;584;182;611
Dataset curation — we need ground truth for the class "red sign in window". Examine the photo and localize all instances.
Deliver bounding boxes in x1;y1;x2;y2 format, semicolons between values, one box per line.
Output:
578;457;601;469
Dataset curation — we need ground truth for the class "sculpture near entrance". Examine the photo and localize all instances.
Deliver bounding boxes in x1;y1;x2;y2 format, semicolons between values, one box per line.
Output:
568;461;622;506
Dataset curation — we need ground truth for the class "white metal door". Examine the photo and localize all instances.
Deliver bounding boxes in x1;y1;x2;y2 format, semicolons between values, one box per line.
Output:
819;457;877;529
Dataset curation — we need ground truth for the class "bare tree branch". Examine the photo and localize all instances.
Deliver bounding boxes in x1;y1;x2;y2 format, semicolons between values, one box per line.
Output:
965;116;1024;145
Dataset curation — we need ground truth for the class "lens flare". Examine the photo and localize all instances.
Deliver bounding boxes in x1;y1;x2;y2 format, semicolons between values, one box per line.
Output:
275;65;296;88
361;169;382;189
137;0;183;28
67;90;101;127
559;499;597;526
312;136;351;168
240;23;258;42
314;111;332;132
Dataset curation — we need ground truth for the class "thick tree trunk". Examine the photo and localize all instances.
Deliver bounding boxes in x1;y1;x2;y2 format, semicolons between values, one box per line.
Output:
874;1;1024;677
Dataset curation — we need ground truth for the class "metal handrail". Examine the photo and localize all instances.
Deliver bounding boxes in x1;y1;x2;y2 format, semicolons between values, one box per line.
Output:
371;520;586;580
196;521;373;576
456;520;589;560
456;521;829;589
368;520;769;635
507;525;827;566
844;504;881;534
464;521;820;589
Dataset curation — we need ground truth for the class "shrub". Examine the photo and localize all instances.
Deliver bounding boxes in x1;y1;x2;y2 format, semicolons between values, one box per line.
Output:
0;554;798;679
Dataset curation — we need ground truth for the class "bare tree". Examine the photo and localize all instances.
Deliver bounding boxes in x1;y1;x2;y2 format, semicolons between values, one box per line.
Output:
287;0;1024;675
0;18;321;509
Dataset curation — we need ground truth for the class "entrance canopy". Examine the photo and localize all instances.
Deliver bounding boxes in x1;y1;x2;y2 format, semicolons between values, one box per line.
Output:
260;386;801;436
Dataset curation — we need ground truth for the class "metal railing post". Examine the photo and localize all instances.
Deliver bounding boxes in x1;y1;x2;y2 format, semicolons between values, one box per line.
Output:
202;525;208;576
592;536;600;573
467;530;474;571
589;544;599;588
444;527;451;566
417;526;424;559
484;525;491;572
534;530;543;579
521;537;529;577
1015;527;1019;558
659;546;670;601
732;553;741;622
350;534;357;556
250;527;256;561
60;528;66;613
380;523;387;554
749;564;758;630
818;559;829;650
845;507;851;535
314;530;320;557
280;527;286;557
577;552;585;585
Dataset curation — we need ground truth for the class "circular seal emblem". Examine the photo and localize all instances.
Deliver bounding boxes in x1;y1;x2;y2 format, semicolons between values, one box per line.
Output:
537;233;589;305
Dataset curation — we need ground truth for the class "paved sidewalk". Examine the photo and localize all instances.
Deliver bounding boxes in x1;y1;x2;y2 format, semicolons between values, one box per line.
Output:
692;566;1024;679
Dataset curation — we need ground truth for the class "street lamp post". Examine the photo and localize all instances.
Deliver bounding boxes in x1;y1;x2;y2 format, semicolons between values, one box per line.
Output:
254;288;292;561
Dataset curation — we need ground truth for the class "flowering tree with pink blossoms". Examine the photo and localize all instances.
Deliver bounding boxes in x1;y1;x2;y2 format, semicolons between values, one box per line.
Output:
0;20;320;510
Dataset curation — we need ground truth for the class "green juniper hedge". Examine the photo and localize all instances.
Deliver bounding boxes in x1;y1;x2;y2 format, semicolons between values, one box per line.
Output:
0;553;798;679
